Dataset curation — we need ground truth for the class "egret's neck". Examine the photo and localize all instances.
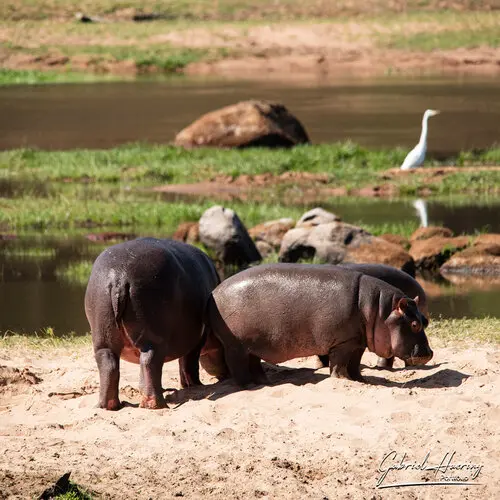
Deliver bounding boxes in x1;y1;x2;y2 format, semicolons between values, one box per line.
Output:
419;114;429;145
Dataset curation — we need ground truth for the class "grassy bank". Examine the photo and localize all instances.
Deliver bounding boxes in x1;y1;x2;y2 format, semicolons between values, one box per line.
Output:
1;143;499;231
2;143;500;185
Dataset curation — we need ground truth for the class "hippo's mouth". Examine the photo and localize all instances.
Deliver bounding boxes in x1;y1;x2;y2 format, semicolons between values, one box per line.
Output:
400;343;433;366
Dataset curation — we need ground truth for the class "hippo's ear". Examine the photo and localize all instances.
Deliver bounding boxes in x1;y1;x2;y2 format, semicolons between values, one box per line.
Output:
396;297;408;315
414;295;420;306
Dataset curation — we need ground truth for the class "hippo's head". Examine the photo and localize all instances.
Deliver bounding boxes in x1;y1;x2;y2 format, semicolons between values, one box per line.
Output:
384;296;433;365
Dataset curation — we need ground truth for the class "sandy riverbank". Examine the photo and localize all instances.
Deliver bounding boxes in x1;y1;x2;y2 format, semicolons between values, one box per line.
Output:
0;341;498;498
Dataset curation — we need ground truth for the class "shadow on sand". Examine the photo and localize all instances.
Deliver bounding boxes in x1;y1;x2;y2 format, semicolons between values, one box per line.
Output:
116;362;468;409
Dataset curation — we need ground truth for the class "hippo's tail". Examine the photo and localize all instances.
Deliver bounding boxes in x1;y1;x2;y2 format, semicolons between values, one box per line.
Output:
110;280;130;327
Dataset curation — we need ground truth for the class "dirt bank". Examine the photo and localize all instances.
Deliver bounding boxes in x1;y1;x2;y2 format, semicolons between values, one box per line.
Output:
1;14;499;79
0;341;498;498
151;166;500;202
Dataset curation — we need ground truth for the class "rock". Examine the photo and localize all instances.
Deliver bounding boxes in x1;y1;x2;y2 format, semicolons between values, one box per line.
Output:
345;239;416;277
279;221;414;273
172;222;200;244
441;234;500;275
248;218;295;250
198;206;261;266
174;100;310;149
296;207;341;228
378;233;410;249
410;226;454;242
409;236;471;271
255;240;274;259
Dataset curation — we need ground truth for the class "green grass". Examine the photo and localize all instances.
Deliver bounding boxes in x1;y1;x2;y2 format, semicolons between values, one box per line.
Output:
0;329;91;348
0;194;308;231
53;481;94;500
386;25;500;52
0;68;125;86
428;317;500;345
2;142;499;187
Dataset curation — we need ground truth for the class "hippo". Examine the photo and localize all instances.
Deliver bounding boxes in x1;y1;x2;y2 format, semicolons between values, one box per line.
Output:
205;263;433;385
330;263;430;369
85;237;220;410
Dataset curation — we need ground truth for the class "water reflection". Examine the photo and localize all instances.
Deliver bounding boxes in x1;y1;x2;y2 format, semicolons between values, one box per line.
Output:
0;233;499;336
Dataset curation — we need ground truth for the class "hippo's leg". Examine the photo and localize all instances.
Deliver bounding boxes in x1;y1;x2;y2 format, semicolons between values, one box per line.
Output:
95;348;121;411
178;334;205;389
376;356;395;370
317;354;330;368
329;343;365;382
139;346;167;409
199;330;230;381
249;355;269;385
220;342;253;387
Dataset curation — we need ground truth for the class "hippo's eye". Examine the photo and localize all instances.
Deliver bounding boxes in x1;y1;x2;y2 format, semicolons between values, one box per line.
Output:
411;320;421;333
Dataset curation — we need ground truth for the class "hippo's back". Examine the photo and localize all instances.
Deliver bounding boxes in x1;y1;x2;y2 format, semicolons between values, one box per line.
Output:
90;237;217;291
339;263;427;316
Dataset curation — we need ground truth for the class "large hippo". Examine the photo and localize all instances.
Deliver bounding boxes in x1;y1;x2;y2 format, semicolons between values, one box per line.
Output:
334;263;429;369
85;238;220;410
206;263;433;385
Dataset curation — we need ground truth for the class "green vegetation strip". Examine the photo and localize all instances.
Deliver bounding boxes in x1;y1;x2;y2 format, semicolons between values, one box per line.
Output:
2;142;499;185
428;317;500;345
1;143;499;231
0;68;124;86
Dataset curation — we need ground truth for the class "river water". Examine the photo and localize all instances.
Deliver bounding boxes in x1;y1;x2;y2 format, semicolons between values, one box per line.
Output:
1;74;499;153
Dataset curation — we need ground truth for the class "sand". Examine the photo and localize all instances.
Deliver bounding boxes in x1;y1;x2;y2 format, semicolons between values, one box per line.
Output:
0;343;498;499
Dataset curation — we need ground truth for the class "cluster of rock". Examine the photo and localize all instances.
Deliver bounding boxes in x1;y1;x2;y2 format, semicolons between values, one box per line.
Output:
172;205;500;276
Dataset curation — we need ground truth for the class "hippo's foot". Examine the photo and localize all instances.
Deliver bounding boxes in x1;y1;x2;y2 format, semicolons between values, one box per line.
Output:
139;395;168;409
96;398;121;411
329;346;365;383
375;356;395;370
330;364;364;382
179;372;202;389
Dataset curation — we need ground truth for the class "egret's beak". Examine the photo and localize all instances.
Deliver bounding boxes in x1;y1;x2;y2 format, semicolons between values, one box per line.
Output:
430;109;440;116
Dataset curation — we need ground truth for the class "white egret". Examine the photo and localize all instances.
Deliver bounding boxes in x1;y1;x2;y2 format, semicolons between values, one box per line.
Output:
400;109;440;170
413;198;428;228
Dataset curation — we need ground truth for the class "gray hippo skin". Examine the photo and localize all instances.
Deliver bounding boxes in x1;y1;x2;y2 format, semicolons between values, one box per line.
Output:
326;263;430;370
206;263;433;386
85;238;220;410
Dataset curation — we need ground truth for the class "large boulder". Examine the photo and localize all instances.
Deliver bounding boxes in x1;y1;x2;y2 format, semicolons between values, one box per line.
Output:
198;206;261;266
174;100;310;149
248;218;295;250
409;236;471;271
441;234;500;275
410;226;454;242
279;221;414;274
296;207;341;228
